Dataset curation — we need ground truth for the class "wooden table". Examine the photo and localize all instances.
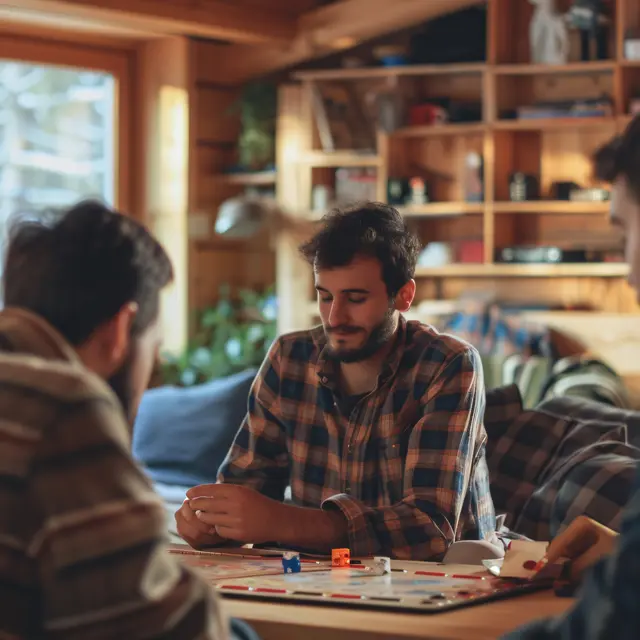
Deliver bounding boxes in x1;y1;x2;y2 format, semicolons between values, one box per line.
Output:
223;590;574;640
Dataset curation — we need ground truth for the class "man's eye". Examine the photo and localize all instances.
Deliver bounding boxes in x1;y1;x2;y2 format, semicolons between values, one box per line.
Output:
320;296;332;303
349;297;366;304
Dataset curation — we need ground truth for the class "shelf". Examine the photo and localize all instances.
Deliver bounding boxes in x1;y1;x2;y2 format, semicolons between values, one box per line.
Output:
293;61;618;82
494;61;615;75
414;263;629;278
301;151;382;168
393;123;487;137
493;117;616;131
493;201;610;214
397;202;483;217
220;171;277;186
293;62;485;81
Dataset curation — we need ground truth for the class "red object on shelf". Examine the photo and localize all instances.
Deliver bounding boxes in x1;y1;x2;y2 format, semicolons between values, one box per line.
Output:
409;103;447;126
457;239;484;263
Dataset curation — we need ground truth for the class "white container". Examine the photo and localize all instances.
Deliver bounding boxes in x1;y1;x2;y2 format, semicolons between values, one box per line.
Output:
625;39;640;61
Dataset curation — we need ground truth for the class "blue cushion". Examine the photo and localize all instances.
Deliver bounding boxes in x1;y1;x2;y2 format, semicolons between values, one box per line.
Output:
132;368;257;487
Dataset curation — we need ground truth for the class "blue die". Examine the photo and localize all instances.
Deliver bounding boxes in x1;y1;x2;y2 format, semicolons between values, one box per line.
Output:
282;551;301;574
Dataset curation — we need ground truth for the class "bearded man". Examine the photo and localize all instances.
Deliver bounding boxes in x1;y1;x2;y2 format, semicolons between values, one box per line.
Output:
177;203;496;561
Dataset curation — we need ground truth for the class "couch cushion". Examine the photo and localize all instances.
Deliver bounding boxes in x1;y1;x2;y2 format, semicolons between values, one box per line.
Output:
133;368;257;487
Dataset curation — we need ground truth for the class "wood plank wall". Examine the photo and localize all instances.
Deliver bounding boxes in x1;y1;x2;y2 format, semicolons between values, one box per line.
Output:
189;40;276;312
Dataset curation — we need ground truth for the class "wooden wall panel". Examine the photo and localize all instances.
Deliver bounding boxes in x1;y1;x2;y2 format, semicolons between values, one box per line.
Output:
188;40;276;314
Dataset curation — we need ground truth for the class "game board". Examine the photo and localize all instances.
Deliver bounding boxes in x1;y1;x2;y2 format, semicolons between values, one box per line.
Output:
177;558;549;613
214;565;552;613
170;544;555;613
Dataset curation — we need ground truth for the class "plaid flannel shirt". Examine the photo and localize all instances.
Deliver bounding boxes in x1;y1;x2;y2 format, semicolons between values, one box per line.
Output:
485;387;640;542
503;461;640;640
219;316;496;560
0;308;226;639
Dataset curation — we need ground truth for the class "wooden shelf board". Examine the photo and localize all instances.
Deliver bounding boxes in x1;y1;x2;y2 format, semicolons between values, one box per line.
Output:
493;117;616;131
493;201;610;214
397;202;483;216
393;123;487;137
220;171;277;186
414;264;629;278
494;61;615;75
293;62;486;81
301;151;382;167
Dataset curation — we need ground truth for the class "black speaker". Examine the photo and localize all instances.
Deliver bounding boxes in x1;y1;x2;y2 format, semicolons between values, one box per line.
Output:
409;7;487;64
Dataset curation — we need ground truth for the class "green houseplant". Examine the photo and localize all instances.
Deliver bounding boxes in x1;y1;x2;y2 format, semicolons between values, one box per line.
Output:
162;284;277;386
232;82;277;171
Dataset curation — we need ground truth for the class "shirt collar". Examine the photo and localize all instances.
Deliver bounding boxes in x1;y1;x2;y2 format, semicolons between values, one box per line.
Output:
0;306;80;364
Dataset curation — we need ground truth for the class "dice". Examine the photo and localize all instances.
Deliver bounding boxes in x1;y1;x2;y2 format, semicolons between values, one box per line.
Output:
282;551;301;574
331;548;350;568
372;556;391;575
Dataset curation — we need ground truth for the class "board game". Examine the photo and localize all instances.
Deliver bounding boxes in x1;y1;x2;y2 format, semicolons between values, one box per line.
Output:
170;546;552;614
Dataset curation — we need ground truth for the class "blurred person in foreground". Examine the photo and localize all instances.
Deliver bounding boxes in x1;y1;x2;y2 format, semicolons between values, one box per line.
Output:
503;117;640;640
0;201;257;639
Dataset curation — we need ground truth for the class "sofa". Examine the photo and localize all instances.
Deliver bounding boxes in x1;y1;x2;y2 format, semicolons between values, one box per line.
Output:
132;368;257;536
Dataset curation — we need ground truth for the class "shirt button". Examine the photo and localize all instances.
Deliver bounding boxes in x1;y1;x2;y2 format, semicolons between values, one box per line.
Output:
347;443;353;454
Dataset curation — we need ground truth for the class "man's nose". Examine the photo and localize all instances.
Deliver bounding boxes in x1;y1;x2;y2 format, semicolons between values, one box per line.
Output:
328;300;348;326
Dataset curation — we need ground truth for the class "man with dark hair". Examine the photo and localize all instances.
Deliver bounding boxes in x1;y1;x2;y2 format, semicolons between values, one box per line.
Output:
501;118;640;639
176;203;496;560
0;200;230;638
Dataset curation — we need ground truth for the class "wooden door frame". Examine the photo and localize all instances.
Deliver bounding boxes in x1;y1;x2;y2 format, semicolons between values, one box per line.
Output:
0;31;136;213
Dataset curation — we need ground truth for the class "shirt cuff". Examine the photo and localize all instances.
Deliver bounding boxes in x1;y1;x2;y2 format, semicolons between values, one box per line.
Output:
321;493;378;557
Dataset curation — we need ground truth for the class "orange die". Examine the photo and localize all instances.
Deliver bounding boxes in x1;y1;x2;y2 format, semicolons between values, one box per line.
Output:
331;548;350;567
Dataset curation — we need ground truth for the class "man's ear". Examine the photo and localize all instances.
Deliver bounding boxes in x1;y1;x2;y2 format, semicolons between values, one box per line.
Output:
394;279;416;313
98;302;138;369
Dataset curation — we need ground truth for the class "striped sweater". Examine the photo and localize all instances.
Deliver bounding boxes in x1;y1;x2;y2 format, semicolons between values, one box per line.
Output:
0;308;226;639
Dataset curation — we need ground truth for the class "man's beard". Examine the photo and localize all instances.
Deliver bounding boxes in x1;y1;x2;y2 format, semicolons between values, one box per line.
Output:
108;351;135;425
325;307;396;363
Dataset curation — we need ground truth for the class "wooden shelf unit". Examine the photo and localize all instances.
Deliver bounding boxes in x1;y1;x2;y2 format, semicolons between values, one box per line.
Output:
275;0;639;333
220;170;277;186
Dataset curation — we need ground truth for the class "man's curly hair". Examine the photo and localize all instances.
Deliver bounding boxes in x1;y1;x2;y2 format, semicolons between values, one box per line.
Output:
299;202;421;297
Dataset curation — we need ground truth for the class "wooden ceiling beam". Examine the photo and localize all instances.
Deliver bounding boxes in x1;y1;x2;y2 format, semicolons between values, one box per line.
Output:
4;0;296;44
196;0;484;84
298;0;484;50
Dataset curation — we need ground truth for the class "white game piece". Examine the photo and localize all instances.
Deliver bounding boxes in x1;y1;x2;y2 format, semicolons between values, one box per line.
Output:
372;556;391;575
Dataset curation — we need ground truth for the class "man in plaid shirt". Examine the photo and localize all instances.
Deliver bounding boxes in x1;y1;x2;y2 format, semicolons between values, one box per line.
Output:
176;203;497;560
502;118;640;638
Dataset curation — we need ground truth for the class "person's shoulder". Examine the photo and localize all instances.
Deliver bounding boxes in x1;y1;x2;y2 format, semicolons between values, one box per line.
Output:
406;319;479;363
0;352;126;451
0;351;117;409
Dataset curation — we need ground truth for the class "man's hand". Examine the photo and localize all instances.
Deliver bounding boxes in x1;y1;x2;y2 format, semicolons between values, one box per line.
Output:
546;515;619;581
175;497;226;549
187;484;285;544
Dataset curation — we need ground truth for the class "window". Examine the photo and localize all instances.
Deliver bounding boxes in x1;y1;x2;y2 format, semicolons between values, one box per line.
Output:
0;60;116;225
0;33;132;259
